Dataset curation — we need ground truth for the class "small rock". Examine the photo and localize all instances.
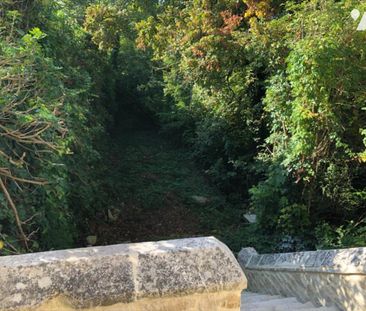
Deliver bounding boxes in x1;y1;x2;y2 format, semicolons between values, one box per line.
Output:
243;214;257;223
191;195;211;204
86;235;97;246
108;208;119;221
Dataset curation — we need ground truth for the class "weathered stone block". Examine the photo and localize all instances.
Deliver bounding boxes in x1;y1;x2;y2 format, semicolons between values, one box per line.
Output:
0;237;247;311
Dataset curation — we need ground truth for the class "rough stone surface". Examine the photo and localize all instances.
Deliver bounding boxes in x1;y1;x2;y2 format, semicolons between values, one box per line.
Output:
0;237;246;311
238;247;366;311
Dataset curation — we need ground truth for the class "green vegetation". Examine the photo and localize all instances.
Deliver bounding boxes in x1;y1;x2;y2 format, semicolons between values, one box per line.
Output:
0;0;365;254
90;108;252;251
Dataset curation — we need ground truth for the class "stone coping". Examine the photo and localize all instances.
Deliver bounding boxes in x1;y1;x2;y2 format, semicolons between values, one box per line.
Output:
238;246;366;275
238;247;366;311
0;237;246;310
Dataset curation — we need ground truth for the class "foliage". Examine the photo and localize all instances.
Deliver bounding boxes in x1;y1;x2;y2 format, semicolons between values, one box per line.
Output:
1;0;365;254
137;0;366;251
1;3;72;252
136;0;266;200
0;0;112;253
0;0;165;254
254;0;366;249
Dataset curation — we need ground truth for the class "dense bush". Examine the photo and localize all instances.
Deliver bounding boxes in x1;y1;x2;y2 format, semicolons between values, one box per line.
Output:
251;0;366;250
0;0;113;253
137;0;366;251
0;0;365;254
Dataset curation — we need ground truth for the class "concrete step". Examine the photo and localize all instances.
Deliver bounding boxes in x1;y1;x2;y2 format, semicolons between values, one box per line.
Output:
241;292;338;311
244;294;283;303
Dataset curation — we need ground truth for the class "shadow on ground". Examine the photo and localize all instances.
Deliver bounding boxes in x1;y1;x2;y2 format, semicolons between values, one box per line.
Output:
83;107;248;251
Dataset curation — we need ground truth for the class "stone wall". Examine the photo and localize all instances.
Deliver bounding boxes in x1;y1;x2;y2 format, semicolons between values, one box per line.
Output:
0;237;247;311
238;247;366;311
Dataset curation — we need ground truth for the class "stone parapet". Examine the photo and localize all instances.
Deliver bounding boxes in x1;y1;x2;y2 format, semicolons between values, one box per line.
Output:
238;247;366;311
0;237;247;311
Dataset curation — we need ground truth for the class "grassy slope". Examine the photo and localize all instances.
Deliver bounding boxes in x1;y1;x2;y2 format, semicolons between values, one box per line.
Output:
86;109;253;252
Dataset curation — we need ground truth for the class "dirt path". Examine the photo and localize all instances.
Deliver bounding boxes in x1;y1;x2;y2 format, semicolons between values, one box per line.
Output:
86;110;246;250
